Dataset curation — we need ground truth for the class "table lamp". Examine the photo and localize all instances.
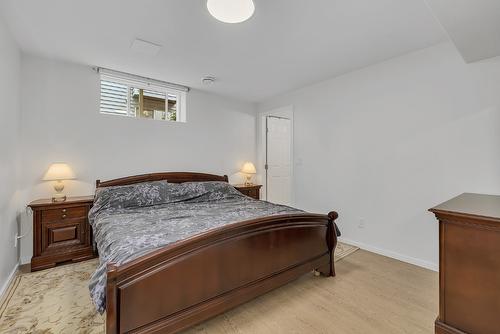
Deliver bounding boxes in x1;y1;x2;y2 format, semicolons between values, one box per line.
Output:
241;162;256;186
43;163;76;202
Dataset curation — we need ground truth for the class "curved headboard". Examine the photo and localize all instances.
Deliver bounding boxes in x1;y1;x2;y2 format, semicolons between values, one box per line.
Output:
96;172;229;188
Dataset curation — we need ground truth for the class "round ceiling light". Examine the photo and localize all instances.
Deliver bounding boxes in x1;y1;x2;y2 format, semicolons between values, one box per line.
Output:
207;0;255;24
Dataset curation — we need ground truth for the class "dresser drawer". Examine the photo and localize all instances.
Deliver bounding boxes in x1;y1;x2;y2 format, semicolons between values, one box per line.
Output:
41;206;87;222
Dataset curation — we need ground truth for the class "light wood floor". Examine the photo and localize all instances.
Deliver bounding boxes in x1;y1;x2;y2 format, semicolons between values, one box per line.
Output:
185;250;438;334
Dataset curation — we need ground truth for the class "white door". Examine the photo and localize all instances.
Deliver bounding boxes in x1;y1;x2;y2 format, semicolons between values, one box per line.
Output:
266;116;292;205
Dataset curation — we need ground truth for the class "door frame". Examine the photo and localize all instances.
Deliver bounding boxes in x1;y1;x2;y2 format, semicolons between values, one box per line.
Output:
257;106;294;204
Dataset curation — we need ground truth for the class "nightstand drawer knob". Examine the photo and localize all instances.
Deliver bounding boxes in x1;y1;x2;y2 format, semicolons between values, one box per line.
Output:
62;209;67;213
62;214;67;219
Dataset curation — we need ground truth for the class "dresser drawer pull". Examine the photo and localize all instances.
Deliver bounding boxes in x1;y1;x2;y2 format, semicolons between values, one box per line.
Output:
62;209;67;213
62;214;67;219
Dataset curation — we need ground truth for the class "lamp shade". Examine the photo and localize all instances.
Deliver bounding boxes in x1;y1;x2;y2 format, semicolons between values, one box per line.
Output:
241;162;256;174
43;163;76;181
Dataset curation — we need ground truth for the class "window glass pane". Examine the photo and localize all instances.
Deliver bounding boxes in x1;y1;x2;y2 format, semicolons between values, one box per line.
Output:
100;80;128;115
167;94;177;121
130;87;168;120
129;87;140;117
144;89;166;120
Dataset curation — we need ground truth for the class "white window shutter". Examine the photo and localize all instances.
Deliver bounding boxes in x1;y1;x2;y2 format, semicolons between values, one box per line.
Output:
100;80;128;115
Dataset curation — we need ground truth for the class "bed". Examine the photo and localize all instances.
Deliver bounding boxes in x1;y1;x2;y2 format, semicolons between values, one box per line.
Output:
89;172;339;334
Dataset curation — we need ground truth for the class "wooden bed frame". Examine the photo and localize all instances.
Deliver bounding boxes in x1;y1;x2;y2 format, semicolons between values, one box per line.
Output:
95;172;339;334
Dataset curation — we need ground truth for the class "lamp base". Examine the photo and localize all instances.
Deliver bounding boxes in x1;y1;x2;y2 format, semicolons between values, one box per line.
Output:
52;193;67;202
244;175;253;186
52;180;66;202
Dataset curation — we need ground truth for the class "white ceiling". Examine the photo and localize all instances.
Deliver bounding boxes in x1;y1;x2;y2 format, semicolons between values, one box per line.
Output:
0;0;447;102
426;0;500;63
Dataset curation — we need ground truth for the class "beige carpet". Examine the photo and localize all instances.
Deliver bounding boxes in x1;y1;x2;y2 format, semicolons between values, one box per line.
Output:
0;259;104;334
0;243;358;334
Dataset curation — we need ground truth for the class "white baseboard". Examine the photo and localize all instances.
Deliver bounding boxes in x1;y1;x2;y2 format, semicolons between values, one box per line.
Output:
0;263;19;301
339;237;438;272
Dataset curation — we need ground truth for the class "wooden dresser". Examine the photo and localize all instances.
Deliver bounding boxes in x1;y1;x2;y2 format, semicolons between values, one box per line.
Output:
429;193;500;334
233;184;262;200
29;196;95;271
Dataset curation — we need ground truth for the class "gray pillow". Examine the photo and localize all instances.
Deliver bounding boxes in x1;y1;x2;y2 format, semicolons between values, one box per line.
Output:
165;181;243;203
93;180;171;211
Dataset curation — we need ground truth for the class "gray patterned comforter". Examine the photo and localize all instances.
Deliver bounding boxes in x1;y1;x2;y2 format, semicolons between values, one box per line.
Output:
88;181;302;313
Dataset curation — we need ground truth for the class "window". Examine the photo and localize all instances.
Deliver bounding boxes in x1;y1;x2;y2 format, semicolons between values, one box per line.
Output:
98;68;188;122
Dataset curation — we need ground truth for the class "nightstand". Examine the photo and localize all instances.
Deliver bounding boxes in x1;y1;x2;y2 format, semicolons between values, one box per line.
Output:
28;196;95;271
233;184;262;200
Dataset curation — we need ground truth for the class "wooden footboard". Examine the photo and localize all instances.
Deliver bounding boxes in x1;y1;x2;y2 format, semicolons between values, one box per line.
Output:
105;211;338;334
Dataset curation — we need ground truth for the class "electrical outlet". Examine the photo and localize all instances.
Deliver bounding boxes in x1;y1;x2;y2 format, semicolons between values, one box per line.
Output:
358;218;366;229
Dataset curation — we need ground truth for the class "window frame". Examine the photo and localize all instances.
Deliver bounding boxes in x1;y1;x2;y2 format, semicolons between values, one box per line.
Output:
99;71;187;123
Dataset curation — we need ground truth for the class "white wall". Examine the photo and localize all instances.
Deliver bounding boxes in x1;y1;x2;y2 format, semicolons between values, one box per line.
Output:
18;55;257;263
0;17;21;294
259;43;500;270
10;43;500;271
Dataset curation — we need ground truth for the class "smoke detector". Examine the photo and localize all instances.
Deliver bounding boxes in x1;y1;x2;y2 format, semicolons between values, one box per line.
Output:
201;76;216;85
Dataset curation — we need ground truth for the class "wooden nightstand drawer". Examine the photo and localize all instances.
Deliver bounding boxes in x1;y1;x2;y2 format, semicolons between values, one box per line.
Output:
52;225;78;243
247;188;258;198
233;184;262;200
42;206;87;222
42;219;88;253
29;196;95;271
